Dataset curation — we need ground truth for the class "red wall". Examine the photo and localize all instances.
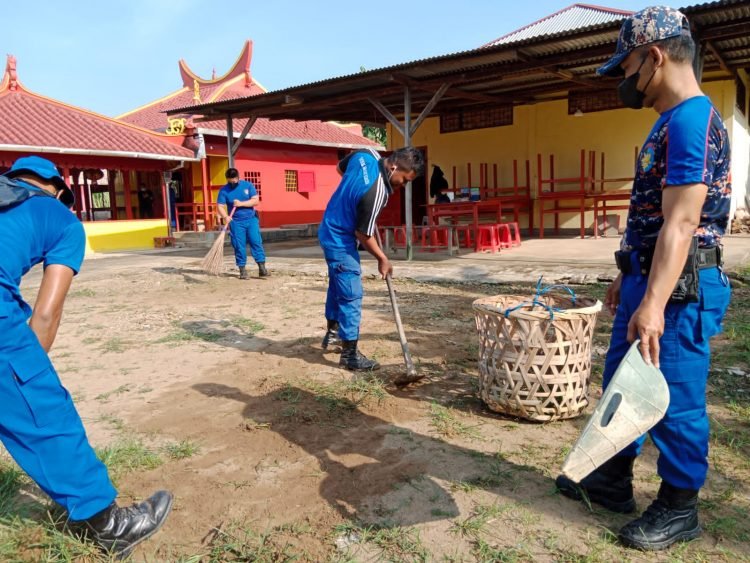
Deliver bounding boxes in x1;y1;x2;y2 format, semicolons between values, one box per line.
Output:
230;140;346;228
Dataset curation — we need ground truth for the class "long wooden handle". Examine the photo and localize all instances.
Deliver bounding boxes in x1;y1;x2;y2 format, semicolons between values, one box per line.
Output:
375;227;417;378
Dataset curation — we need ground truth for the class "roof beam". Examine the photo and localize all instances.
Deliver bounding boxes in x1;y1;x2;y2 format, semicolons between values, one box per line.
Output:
368;98;405;137
410;83;451;135
390;72;512;105
516;50;601;88
705;40;734;76
231;116;257;154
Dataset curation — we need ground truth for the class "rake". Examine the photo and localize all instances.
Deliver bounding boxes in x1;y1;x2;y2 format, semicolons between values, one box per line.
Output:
200;208;235;275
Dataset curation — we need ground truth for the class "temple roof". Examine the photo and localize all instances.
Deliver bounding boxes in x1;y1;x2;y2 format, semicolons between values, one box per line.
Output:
0;55;196;161
117;40;378;150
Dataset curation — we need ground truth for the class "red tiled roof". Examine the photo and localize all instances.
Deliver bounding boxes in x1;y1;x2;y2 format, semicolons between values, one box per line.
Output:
117;41;378;149
0;61;195;160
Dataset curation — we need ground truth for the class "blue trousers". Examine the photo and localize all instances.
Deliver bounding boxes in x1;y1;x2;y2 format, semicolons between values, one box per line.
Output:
0;321;116;520
229;217;266;267
323;248;363;341
604;255;730;490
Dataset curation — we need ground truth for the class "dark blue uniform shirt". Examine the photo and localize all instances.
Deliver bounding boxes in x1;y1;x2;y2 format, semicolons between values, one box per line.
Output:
625;95;731;250
217;180;258;221
318;150;393;252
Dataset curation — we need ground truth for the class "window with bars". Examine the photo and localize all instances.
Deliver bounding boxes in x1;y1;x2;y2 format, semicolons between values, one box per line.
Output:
440;105;513;133
243;171;262;200
568;89;624;115
285;170;298;192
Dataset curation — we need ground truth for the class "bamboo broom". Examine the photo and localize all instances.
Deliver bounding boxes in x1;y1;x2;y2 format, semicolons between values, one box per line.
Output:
200;208;235;275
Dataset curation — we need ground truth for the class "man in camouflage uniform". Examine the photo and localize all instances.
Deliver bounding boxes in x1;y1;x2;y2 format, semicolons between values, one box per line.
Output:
556;6;732;550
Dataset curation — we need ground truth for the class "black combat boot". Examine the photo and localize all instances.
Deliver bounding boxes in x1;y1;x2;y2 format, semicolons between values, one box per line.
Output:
321;319;340;350
77;490;173;559
556;455;636;513
258;262;269;277
239;266;249;280
339;340;380;371
618;481;700;550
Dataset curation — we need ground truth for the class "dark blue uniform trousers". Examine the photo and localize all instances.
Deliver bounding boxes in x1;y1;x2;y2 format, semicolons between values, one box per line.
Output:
604;253;730;490
0;321;116;521
323;247;363;341
229;216;266;267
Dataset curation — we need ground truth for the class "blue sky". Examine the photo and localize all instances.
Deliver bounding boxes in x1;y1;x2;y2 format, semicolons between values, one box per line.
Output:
3;0;644;117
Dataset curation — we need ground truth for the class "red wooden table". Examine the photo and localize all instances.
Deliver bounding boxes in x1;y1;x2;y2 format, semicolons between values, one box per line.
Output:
426;200;505;230
592;191;631;238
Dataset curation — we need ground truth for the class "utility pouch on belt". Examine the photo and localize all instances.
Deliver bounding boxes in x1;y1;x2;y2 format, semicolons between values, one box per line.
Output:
669;237;699;304
614;238;721;304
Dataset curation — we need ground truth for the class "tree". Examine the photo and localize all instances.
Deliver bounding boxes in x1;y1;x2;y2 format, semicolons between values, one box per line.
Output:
360;66;387;147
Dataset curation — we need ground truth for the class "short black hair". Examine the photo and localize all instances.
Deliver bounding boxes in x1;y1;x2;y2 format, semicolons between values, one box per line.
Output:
225;168;239;179
653;33;696;65
388;147;425;177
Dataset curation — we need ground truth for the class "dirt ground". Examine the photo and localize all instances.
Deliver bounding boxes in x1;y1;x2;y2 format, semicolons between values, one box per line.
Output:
14;253;750;562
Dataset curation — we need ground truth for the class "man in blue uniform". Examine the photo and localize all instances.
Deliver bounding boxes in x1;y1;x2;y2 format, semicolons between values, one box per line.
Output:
555;7;732;551
0;156;173;559
217;168;268;279
319;147;424;370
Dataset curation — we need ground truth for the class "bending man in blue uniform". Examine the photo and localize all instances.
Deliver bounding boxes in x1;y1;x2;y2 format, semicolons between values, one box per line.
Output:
319;147;424;371
217;168;268;279
0;156;172;559
556;7;732;551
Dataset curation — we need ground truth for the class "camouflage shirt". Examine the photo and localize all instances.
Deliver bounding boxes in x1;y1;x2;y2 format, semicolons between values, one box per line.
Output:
623;95;731;250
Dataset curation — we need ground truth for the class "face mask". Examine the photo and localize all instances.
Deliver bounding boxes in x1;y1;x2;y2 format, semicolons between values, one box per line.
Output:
617;55;657;110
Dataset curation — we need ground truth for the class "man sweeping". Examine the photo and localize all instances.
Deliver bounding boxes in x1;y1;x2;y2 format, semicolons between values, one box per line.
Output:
217;167;268;279
319;147;424;370
555;7;732;550
0;156;172;558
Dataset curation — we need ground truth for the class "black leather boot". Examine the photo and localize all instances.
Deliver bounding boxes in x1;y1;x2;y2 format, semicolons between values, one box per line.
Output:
258;262;269;277
339;340;379;371
77;490;173;559
239;266;248;280
556;455;636;513
322;319;340;350
618;481;701;550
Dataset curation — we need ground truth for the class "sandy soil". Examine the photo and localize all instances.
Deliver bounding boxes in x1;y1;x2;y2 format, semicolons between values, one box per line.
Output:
13;254;749;562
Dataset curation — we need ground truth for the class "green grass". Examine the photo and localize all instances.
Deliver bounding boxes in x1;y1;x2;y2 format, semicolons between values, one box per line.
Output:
68;288;96;298
162;439;201;460
202;520;313;562
231;316;265;334
156;323;222;345
96;437;163;482
95;384;132;402
100;337;130;353
428;402;482;440
333;522;429;562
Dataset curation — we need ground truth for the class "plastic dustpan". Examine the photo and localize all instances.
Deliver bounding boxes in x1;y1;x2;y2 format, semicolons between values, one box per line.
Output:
561;340;670;482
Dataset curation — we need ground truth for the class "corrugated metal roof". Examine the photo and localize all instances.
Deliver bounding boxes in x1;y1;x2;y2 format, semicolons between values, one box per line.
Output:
167;0;750;125
485;4;633;47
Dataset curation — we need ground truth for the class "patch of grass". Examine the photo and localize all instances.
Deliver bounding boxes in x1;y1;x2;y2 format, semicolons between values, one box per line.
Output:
96;437;162;482
68;288;96;298
204;520;310;562
81;336;100;345
231;316;265;334
163;439;201;460
95;384;132;402
704;505;750;542
156;322;223;345
334;522;429;562
449;503;505;539
97;413;126;432
100;337;130;353
428;402;482;440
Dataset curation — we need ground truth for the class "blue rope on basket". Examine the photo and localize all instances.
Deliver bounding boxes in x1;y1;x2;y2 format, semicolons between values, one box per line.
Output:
503;277;577;320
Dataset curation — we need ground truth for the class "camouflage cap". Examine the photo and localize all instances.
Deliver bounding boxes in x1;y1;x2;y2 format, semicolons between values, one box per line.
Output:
597;6;691;77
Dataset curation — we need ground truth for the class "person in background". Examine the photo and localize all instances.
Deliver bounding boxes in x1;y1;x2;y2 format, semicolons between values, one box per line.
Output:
137;184;154;219
318;147;424;370
217;168;268;279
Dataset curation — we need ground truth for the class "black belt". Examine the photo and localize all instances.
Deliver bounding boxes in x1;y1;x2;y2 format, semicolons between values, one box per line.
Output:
615;245;722;276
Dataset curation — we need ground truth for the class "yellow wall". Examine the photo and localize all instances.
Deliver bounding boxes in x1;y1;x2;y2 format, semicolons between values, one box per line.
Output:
390;79;744;230
83;220;168;253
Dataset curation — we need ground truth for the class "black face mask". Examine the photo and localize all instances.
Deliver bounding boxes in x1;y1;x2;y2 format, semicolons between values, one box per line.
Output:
617;56;657;110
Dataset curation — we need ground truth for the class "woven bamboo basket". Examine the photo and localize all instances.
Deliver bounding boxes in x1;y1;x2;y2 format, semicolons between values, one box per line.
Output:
472;294;602;422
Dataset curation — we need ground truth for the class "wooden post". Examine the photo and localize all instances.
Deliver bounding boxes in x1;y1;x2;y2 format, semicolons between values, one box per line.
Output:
123;170;133;220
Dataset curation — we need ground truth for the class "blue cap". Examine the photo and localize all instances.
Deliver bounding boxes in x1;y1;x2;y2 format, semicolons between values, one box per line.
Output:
597;6;691;77
5;156;75;208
